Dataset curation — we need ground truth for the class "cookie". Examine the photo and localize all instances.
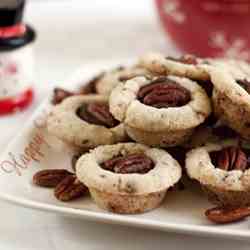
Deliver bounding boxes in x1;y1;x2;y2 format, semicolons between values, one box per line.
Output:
47;95;128;149
109;75;211;147
76;142;182;214
211;67;250;139
95;65;151;96
139;52;210;81
186;141;250;207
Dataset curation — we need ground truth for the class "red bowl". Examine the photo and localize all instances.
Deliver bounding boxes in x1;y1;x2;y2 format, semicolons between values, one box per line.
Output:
155;0;250;60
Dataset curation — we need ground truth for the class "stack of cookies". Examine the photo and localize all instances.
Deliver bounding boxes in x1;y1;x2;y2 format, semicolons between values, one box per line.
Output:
36;52;250;222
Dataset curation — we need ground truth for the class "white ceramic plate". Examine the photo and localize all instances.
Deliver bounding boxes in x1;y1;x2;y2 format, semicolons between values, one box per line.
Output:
0;63;250;241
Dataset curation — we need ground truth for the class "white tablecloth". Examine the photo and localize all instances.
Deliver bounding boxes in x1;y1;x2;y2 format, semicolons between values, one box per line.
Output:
0;1;249;249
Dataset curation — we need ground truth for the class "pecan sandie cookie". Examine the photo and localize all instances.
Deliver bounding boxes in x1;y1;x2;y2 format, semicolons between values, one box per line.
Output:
139;52;210;81
94;65;151;96
47;95;128;149
109;75;211;147
186;141;250;207
76;143;182;214
211;67;250;139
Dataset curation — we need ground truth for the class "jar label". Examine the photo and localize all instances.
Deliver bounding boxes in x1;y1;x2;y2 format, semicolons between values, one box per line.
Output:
0;45;33;98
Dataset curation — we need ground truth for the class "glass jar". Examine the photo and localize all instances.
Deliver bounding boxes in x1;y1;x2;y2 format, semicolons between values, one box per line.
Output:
0;0;36;115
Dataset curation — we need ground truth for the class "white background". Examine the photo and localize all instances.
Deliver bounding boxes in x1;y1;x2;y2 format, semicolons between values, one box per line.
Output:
0;0;249;249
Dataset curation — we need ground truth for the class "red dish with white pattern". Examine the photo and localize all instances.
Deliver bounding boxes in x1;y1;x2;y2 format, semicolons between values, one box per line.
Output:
155;0;250;61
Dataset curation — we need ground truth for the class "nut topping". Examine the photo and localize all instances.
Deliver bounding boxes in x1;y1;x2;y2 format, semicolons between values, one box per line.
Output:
54;175;88;201
52;88;75;105
77;103;119;128
211;147;248;171
205;206;250;224
236;79;250;94
33;169;73;188
137;77;191;108
102;153;154;174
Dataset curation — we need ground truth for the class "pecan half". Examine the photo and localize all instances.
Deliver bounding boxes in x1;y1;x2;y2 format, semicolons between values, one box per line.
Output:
137;77;191;108
210;147;248;171
213;147;248;171
54;175;88;201
205;206;250;224
166;55;198;65
236;79;250;94
77;103;119;128
33;169;73;187
102;153;154;174
52;88;75;105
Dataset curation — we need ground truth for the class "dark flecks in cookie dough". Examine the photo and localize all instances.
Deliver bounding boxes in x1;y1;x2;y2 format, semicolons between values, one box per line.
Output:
125;182;137;193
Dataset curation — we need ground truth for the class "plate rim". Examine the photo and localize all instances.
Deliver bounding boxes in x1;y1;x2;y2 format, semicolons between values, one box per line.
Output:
1;191;250;240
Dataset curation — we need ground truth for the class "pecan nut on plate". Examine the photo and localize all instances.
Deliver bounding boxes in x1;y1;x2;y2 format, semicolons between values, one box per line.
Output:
47;95;128;149
33;169;88;202
186;141;250;207
54;174;88;202
76;143;182;214
109;75;211;147
205;205;250;224
33;169;73;188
